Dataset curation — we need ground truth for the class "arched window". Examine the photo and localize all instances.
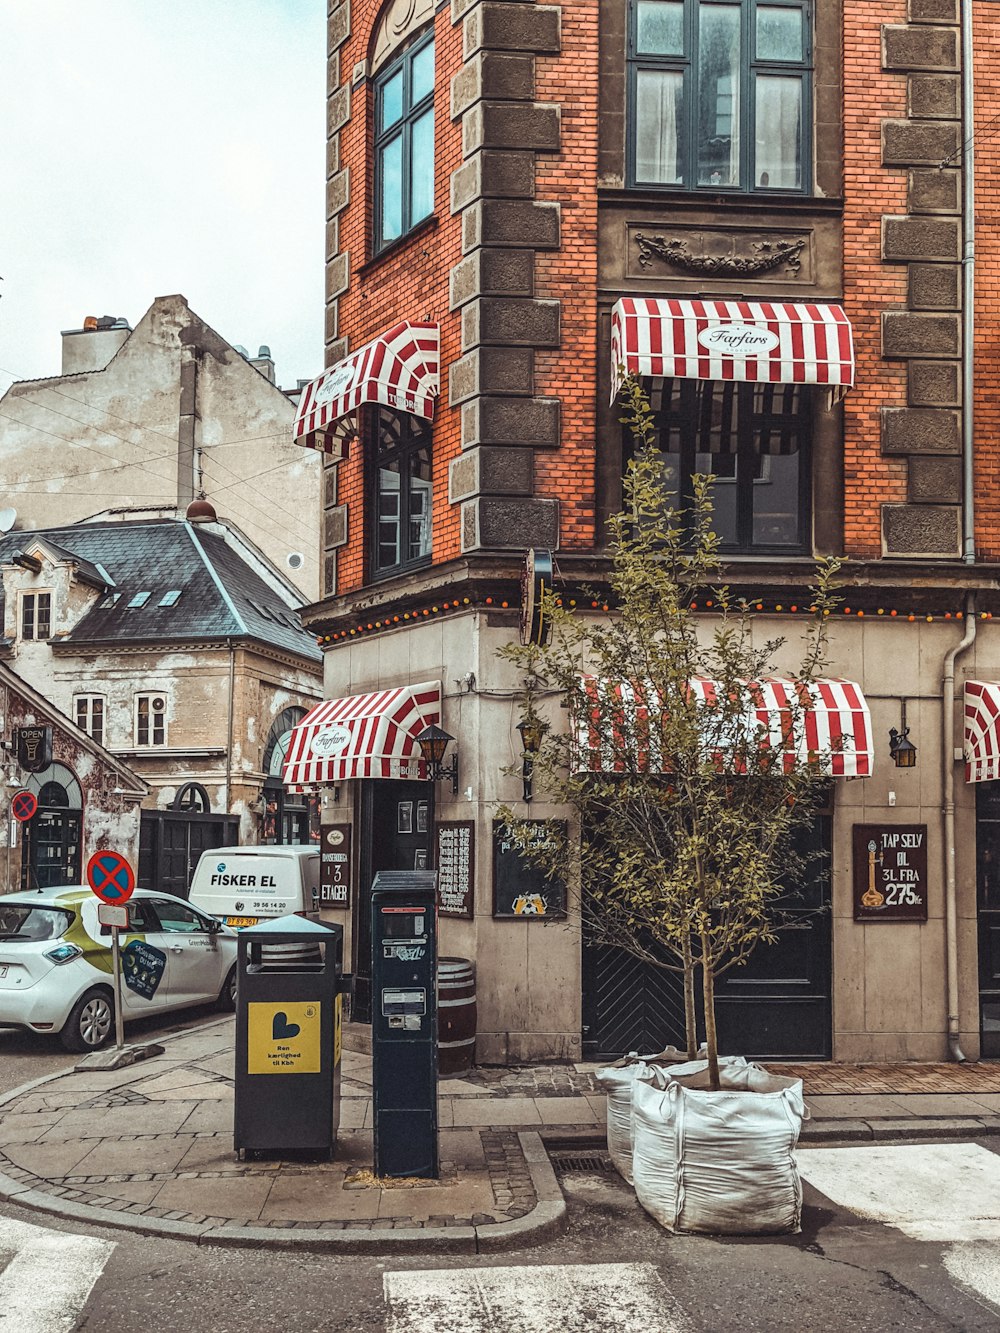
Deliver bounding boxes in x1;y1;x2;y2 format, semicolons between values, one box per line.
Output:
262;707;308;777
25;763;83;810
371;3;435;254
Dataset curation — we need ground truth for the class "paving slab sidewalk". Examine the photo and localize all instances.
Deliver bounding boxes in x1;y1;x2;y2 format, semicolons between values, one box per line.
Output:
0;1019;997;1252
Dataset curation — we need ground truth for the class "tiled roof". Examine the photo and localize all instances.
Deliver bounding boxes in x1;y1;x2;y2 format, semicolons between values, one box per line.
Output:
0;520;320;662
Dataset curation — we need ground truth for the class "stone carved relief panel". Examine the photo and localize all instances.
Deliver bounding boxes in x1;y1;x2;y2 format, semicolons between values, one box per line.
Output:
625;225;813;283
372;0;435;72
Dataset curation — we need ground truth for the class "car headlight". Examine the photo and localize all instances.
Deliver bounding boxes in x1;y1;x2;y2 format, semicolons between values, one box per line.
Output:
44;943;83;965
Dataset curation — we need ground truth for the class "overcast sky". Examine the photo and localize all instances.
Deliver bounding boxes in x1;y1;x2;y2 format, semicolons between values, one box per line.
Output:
0;1;326;395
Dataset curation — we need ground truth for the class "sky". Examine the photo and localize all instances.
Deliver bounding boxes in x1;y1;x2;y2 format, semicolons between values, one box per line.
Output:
0;1;326;395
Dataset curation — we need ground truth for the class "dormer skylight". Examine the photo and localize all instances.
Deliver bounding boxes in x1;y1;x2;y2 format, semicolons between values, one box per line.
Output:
126;592;151;609
158;590;182;607
99;592;121;609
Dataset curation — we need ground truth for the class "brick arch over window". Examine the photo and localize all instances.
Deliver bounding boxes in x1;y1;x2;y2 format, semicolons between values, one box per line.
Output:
370;0;434;74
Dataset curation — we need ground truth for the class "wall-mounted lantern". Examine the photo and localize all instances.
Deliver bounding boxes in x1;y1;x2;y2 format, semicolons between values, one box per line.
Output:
416;724;459;796
888;699;917;769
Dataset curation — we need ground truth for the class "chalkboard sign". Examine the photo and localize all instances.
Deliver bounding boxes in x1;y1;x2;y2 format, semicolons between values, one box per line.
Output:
852;823;928;922
320;824;351;906
492;819;567;920
436;821;475;918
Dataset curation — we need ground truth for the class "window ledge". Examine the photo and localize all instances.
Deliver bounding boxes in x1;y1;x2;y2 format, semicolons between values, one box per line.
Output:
601;186;843;215
357;216;440;278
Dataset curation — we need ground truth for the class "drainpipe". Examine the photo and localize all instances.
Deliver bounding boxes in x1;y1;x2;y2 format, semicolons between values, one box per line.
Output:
961;0;976;563
942;596;976;1061
225;638;236;814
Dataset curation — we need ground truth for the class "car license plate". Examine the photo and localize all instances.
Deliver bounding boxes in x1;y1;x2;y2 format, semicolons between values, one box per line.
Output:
224;916;259;929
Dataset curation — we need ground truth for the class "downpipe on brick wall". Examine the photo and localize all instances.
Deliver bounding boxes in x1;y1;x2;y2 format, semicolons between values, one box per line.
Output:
961;0;975;563
942;595;976;1062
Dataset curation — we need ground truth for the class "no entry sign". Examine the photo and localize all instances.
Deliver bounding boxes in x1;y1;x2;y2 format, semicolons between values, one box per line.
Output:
10;790;37;823
87;850;135;905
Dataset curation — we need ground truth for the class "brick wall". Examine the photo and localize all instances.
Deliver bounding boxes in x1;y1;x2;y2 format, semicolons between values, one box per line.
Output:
325;0;600;598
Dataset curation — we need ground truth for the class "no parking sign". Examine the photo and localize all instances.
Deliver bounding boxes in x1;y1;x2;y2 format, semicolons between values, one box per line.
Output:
86;850;135;906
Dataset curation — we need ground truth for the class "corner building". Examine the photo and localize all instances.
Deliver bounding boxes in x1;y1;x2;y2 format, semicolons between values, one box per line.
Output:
291;0;1000;1065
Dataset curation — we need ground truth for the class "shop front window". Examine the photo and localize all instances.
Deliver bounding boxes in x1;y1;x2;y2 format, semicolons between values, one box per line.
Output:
370;408;432;577
636;378;811;553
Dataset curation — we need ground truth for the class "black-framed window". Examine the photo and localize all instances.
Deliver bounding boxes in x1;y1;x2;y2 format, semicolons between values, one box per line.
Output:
373;30;435;253
628;0;812;193
637;378;812;553
369;408;433;577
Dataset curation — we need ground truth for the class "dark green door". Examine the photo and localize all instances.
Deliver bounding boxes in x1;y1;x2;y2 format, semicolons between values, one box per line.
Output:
976;784;1000;1056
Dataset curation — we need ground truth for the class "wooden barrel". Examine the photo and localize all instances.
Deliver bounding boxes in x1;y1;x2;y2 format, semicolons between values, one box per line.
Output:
437;957;477;1076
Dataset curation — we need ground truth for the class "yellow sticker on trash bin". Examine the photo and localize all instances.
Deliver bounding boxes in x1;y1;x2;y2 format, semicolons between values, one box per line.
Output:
247;1002;321;1074
334;993;342;1066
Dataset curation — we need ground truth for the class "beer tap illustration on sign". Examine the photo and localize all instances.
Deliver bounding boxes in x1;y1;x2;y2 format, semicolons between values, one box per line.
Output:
861;839;885;909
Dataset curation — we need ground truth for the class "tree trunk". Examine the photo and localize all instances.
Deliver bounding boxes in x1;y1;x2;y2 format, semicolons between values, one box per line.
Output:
682;934;698;1059
700;930;720;1090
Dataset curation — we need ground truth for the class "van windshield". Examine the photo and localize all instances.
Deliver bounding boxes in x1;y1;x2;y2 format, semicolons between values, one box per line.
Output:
0;905;74;941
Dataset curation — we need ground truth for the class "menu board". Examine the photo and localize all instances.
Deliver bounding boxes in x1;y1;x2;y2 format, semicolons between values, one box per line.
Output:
320;824;352;906
436;821;475;918
493;820;567;920
852;824;928;923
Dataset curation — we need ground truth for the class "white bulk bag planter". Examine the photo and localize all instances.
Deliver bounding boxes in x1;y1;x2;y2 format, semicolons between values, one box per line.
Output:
631;1062;808;1235
595;1048;736;1185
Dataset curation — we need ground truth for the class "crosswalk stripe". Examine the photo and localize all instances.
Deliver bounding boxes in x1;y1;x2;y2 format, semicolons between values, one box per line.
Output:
797;1143;1000;1241
0;1217;115;1333
384;1262;688;1333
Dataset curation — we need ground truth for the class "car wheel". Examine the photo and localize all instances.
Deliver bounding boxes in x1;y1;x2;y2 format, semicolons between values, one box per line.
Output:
60;988;114;1052
217;964;238;1012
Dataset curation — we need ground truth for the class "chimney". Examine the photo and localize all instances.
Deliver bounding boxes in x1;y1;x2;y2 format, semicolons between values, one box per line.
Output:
61;315;131;375
249;344;276;384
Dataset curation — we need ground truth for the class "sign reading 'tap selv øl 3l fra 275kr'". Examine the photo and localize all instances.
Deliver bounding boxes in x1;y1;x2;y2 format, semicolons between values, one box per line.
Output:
851;824;928;923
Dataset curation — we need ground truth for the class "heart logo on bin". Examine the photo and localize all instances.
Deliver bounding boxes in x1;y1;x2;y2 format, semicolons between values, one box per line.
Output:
272;1012;300;1041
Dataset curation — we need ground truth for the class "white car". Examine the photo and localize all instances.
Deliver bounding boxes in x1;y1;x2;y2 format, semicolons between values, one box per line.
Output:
0;887;239;1052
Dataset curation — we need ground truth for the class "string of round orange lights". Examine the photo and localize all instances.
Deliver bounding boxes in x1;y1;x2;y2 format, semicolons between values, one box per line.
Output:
315;599;994;644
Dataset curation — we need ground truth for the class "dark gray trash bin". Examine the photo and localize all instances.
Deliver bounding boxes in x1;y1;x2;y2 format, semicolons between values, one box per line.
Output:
234;915;350;1158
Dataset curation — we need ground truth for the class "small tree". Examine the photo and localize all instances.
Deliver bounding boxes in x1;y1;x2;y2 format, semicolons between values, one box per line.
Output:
499;376;843;1088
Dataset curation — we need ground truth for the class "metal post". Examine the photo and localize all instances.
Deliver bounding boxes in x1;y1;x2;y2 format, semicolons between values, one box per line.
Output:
111;926;125;1050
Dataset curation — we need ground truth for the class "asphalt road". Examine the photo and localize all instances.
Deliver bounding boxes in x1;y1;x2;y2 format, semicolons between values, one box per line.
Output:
0;1140;996;1331
1;1025;997;1331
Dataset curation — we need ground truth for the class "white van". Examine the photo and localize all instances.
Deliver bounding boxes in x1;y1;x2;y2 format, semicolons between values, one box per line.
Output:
188;845;320;930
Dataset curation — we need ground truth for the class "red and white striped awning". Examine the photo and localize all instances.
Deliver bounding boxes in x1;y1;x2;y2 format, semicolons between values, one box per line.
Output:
281;681;441;786
610;297;855;403
293;321;440;456
576;675;873;778
964;681;1000;783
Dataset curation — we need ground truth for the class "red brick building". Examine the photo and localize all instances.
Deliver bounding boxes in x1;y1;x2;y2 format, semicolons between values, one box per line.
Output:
291;0;1000;1065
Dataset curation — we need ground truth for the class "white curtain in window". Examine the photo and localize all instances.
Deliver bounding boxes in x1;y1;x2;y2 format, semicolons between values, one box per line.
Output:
755;76;801;189
636;69;682;184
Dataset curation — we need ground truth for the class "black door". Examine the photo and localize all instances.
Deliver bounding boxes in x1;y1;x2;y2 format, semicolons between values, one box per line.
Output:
353;779;433;1022
582;811;832;1060
138;811;239;897
23;809;82;889
976;784;1000;1056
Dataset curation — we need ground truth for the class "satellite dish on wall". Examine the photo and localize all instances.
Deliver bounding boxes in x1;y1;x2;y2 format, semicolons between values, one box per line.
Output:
0;508;18;534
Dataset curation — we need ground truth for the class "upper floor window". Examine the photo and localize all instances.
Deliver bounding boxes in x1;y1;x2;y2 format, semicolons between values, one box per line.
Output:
74;695;105;746
638;378;812;554
628;0;811;193
20;591;51;641
135;693;167;747
373;30;435;253
370;408;432;577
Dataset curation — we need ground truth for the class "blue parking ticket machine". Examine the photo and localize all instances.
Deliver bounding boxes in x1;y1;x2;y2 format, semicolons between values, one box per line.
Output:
370;870;438;1179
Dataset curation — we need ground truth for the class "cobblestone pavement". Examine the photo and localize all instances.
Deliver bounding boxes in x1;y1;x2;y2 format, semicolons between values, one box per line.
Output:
769;1062;1000;1094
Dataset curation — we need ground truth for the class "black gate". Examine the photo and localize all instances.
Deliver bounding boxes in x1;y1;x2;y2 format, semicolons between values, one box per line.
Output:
139;810;238;898
582;812;832;1060
976;783;1000;1057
